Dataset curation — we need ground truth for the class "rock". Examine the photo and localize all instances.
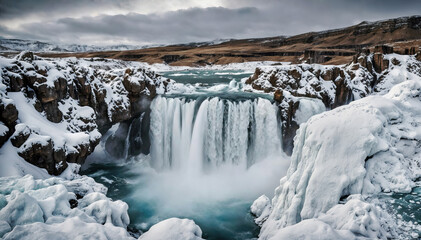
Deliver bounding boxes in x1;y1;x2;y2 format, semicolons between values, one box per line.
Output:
321;67;341;81
42;101;63;123
17;136;55;174
373;45;394;54
66;143;90;164
274;89;284;102
0;101;18;126
69;199;78;209
332;77;353;108
15;51;35;62
416;51;421;61
10;124;31;148
105;121;131;159
0;52;171;175
372;53;389;73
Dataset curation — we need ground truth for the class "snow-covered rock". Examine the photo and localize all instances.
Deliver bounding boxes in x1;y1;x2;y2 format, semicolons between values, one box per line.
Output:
0;52;173;175
245;52;421;155
256;76;421;239
138;218;204;240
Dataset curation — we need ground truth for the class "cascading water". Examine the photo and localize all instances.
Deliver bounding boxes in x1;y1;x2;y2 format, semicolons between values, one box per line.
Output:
84;70;291;240
149;96;282;173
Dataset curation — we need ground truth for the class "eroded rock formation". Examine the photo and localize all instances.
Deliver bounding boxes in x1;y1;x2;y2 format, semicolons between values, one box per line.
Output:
245;48;421;154
0;52;172;174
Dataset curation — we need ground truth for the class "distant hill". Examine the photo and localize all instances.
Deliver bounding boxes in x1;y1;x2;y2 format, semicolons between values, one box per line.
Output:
0;39;150;53
13;15;421;66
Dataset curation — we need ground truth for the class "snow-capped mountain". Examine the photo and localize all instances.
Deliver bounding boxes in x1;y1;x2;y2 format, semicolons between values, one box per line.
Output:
0;39;154;53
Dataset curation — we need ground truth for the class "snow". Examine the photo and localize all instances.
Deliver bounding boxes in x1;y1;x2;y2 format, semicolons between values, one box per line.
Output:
0;174;210;240
3;217;133;240
250;195;272;227
0;39;146;53
268;197;389;240
256;76;421;239
150;61;285;72
138;218;203;240
293;98;326;125
9;92;92;152
0;141;50;179
0;122;8;136
0;174;134;240
0;53;172;176
0;221;11;238
0;192;44;228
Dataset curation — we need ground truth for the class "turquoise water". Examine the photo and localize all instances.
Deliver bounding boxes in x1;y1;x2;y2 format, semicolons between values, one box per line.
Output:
378;186;421;237
81;68;282;240
81;161;261;240
161;69;251;86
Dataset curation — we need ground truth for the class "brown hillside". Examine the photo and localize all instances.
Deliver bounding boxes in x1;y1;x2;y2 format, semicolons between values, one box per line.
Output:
40;15;421;66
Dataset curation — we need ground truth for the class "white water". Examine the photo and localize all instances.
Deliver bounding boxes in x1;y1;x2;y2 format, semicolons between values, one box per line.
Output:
149;96;282;174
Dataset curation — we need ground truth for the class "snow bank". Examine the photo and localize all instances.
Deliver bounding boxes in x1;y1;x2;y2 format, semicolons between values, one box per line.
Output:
138;218;203;240
0;174;132;239
257;77;421;239
0;174;209;240
269;197;390;240
250;195;272;226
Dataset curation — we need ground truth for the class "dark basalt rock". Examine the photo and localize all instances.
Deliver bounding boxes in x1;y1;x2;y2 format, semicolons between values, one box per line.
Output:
0;52;170;175
18;137;68;175
10;125;31;148
69;199;78;209
0;101;18;126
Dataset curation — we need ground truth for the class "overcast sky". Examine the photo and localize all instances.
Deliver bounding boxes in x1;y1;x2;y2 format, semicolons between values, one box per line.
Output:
0;0;420;46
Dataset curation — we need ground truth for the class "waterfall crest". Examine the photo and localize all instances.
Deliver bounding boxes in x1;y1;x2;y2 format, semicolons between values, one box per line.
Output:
150;96;282;173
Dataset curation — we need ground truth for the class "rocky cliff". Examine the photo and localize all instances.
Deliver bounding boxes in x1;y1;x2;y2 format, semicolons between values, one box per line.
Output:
245;47;421;154
0;52;173;175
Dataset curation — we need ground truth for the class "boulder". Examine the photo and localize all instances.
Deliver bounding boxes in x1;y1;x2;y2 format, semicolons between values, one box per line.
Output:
10;124;31;148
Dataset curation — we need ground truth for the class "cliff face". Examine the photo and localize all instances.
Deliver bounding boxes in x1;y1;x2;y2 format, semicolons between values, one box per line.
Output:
0;52;172;175
245;48;421;155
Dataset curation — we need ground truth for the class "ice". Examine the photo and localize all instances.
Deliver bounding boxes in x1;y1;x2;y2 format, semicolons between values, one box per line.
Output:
0;220;11;238
0;192;44;228
138;218;203;240
257;77;421;239
293;98;326;125
250;195;272;227
3;217;133;240
268;198;388;240
83;197;130;227
0;174;132;239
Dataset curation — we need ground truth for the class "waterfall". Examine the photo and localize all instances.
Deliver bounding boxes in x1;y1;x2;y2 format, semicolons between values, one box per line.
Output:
149;96;282;173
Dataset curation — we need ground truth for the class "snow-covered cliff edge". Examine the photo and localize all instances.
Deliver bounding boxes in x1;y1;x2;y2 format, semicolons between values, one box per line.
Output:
0;52;173;176
252;56;421;239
